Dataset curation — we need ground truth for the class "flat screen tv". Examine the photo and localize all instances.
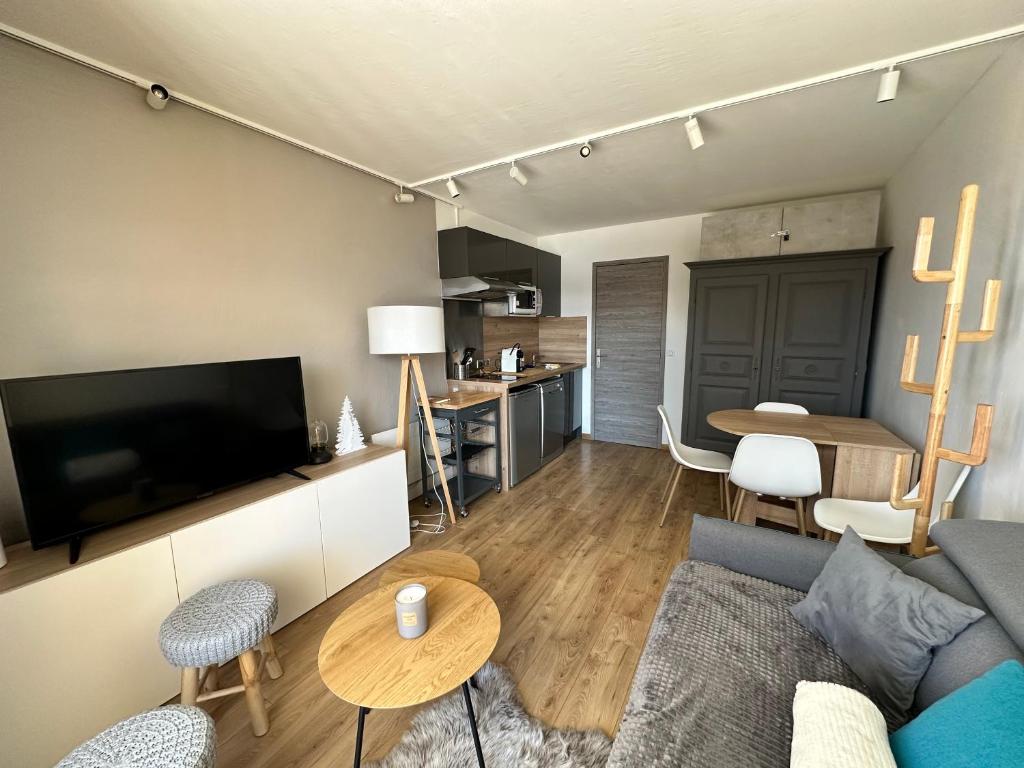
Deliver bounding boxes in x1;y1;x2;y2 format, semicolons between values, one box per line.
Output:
1;357;309;562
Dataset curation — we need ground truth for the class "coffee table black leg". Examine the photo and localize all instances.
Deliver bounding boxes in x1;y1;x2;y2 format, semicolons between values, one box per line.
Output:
462;681;486;767
353;706;369;768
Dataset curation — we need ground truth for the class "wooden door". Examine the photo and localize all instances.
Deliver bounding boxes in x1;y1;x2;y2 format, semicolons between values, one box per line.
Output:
591;257;668;448
764;266;869;415
684;272;771;450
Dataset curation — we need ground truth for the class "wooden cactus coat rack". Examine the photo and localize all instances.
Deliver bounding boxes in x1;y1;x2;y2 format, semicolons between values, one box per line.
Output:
889;184;1001;557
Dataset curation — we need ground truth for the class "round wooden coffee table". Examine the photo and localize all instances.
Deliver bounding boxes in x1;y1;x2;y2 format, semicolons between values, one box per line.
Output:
318;575;500;767
377;550;481;587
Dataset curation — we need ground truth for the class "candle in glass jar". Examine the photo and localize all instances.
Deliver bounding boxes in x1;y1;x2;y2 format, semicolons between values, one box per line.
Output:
395;583;428;639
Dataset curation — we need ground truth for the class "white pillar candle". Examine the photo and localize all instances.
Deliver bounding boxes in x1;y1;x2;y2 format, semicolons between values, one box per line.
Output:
395;583;428;639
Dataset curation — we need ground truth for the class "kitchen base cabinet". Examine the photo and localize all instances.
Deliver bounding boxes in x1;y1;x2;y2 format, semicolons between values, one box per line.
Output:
0;538;181;768
319;449;411;596
0;446;409;768
169;484;327;630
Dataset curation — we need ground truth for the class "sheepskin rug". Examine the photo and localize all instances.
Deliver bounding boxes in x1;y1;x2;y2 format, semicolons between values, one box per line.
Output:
366;662;611;768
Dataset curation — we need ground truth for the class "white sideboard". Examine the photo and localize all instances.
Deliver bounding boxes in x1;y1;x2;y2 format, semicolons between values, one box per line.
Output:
0;445;410;767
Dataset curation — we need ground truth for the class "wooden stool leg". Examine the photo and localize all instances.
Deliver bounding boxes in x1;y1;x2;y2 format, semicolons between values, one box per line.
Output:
181;667;200;706
262;634;284;680
203;664;219;693
239;649;270;736
659;466;683;527
795;498;808;537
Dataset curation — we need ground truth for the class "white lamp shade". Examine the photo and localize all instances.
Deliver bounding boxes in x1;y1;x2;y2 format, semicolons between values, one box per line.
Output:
367;305;445;355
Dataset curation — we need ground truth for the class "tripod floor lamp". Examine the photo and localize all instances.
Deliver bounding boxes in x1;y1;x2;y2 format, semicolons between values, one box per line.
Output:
367;305;457;525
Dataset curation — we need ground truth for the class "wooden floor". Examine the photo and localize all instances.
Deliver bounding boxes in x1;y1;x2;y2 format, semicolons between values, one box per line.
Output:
206;438;725;767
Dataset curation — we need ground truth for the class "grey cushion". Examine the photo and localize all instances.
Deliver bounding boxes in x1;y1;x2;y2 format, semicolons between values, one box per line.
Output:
904;554;1024;710
791;528;984;724
931;519;1024;650
55;705;215;768
606;560;886;768
160;579;278;668
688;514;910;592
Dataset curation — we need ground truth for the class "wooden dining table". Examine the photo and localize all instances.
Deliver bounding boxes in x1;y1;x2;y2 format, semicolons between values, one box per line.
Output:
707;409;916;534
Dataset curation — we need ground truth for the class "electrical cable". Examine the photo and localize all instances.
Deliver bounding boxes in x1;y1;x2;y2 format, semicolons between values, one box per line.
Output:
412;386;448;535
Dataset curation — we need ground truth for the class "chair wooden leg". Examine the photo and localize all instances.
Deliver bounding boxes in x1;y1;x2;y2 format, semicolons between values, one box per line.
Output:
181;667;200;706
795;498;808;537
239;649;270;736
661;464;681;504
659;467;684;527
261;634;284;680
731;488;747;523
722;477;732;521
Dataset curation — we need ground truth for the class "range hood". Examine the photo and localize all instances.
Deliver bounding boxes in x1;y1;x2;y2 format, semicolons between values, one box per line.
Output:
441;276;533;301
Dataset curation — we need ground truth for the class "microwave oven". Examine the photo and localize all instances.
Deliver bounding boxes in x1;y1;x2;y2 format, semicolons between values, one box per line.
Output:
508;285;542;316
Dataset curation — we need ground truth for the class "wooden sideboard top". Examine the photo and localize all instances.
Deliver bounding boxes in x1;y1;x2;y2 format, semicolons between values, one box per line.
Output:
0;443;402;595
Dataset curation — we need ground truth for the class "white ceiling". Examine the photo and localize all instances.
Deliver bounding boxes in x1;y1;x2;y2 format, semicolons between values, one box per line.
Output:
1;1;1022;234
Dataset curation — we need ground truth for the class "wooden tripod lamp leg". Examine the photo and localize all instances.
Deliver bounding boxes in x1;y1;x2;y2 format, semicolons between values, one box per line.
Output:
395;356;411;451
410;356;458;526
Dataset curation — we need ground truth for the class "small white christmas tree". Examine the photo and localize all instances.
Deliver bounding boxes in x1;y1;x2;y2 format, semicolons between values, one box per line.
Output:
336;396;366;455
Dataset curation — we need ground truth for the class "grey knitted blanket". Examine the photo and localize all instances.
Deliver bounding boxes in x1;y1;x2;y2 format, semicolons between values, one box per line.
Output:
607;560;879;767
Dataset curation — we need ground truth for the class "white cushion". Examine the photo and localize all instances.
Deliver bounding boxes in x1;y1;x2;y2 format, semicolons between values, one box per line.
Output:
790;681;896;768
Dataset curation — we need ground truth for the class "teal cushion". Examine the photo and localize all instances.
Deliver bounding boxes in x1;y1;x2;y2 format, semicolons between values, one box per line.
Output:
890;660;1024;767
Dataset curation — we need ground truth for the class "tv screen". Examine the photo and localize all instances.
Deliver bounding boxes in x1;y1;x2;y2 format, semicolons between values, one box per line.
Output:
1;357;309;552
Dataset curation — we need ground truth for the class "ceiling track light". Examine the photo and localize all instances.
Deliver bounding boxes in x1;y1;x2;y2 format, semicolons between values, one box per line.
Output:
509;161;529;187
445;177;461;198
877;65;901;102
684;115;704;150
579;141;592;158
394;186;415;204
146;83;169;110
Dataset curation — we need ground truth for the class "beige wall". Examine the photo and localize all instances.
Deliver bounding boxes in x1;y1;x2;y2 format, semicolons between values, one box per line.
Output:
0;37;445;543
866;39;1024;521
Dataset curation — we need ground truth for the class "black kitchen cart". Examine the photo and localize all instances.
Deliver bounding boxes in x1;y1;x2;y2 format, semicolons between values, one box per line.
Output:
419;393;502;517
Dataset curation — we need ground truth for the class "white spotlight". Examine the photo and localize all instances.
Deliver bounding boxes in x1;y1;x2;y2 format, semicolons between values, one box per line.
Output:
146;83;169;110
509;161;529;187
579;142;592;158
684;115;704;150
394;186;415;204
446;178;461;198
877;66;901;103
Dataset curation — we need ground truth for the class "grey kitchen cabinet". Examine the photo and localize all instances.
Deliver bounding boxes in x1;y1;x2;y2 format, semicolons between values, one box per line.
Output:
438;227;507;279
699;191;881;261
537;250;560;316
682;248;886;452
438;227;561;316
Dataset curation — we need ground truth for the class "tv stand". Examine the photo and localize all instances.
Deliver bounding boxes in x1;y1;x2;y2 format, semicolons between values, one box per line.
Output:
69;536;83;565
285;469;312;481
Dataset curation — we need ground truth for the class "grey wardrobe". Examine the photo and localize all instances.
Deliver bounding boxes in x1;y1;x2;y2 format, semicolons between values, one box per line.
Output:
682;248;887;452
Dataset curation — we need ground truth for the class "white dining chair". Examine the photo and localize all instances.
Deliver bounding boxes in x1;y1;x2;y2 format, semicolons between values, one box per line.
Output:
729;434;821;535
814;462;971;545
754;402;810;415
657;405;732;526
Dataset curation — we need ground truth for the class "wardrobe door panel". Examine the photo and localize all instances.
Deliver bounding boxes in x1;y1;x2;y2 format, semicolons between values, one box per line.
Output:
684;273;771;450
766;267;868;416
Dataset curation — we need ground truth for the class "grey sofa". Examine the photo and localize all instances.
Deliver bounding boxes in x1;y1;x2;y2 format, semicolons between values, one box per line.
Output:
606;515;1024;767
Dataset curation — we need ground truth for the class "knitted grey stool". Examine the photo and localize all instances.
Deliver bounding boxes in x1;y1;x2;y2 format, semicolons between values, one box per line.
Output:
55;705;215;768
159;580;282;737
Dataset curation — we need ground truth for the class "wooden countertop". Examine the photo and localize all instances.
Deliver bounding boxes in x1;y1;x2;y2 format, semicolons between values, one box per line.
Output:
448;361;585;392
707;409;914;452
0;443;402;595
427;391;501;411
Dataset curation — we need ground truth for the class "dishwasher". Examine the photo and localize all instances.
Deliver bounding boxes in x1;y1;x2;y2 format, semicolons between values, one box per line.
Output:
539;377;565;466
